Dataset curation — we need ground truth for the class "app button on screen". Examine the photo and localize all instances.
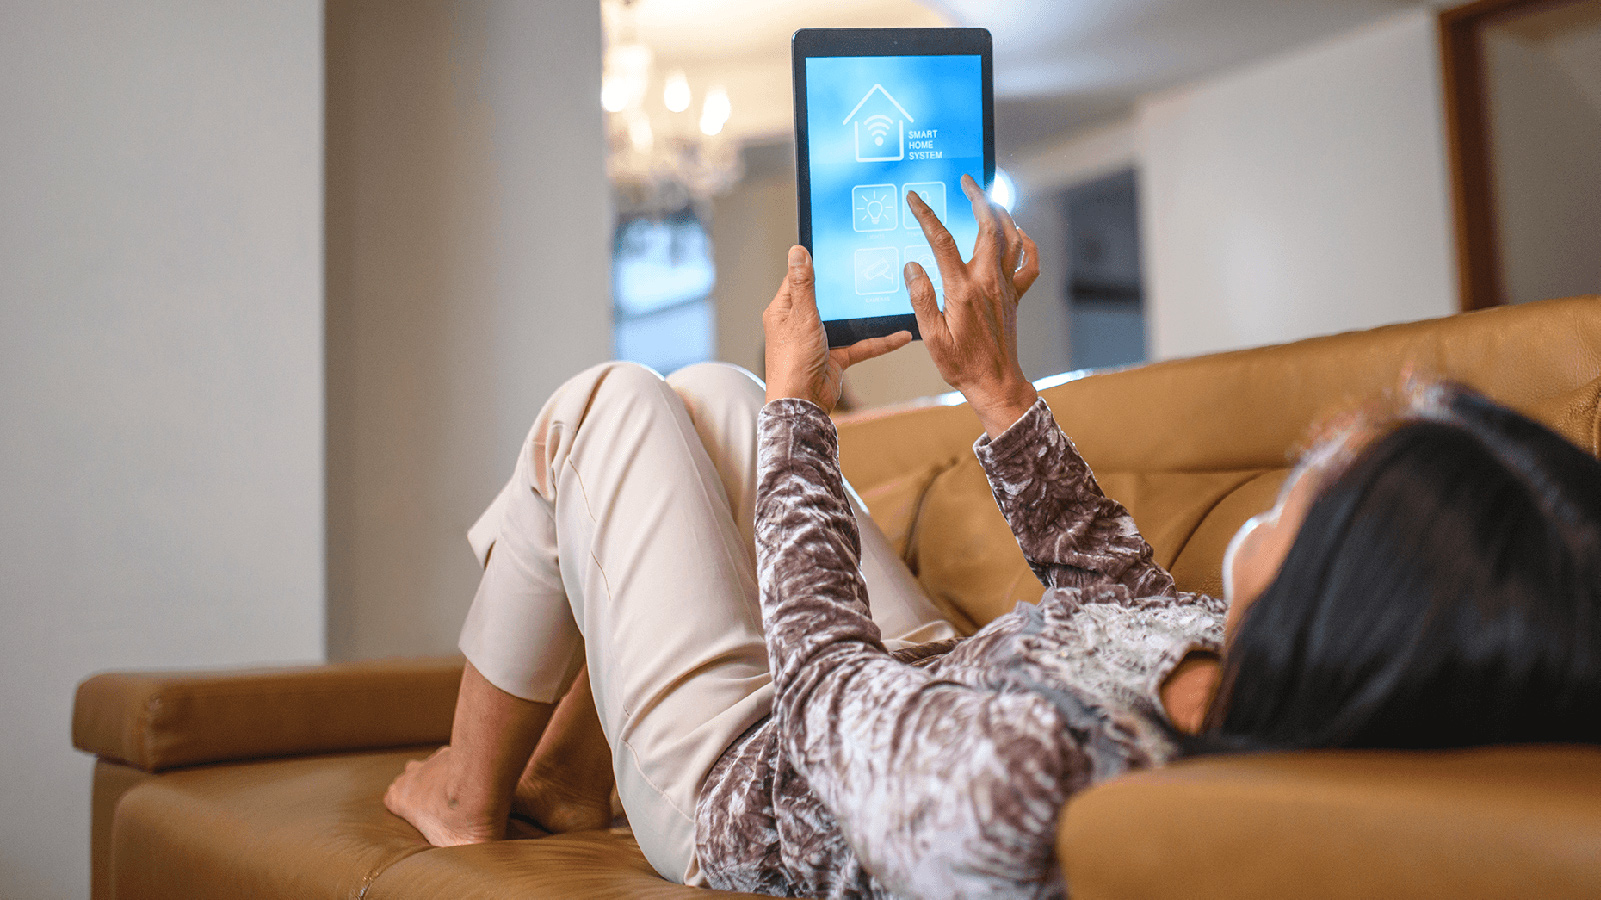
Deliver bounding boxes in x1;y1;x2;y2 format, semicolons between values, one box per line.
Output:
902;244;940;295
901;182;946;230
852;184;898;232
854;247;900;295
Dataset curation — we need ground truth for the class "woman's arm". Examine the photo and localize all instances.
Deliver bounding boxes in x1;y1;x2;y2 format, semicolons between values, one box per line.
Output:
898;177;1174;598
756;238;1082;896
974;396;1177;597
756;398;1077;897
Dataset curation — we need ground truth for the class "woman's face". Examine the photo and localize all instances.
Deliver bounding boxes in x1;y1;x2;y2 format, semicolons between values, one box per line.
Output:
1221;461;1325;639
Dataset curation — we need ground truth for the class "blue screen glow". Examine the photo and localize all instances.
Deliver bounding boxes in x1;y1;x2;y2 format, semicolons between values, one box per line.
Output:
805;54;983;323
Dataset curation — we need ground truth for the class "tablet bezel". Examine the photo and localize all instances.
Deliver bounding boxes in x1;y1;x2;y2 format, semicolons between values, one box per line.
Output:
791;27;995;347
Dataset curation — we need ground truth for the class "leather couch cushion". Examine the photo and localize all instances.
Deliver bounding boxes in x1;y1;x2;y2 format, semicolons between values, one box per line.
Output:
1059;745;1601;900
365;832;765;900
1165;470;1287;598
910;453;1271;627
1527;372;1601;455
108;748;438;900
105;747;765;900
852;459;946;561
907;457;1036;632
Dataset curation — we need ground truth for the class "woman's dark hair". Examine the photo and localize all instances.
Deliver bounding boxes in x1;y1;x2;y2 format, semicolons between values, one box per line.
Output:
1202;384;1601;751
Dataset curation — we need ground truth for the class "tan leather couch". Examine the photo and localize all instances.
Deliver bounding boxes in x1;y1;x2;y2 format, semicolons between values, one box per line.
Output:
74;296;1601;899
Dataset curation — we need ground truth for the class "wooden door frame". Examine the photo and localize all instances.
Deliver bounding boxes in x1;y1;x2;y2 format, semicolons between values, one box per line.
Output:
1438;0;1586;310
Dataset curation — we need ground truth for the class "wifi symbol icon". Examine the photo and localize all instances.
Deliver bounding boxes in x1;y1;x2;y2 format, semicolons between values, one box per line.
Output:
847;84;909;162
865;115;893;148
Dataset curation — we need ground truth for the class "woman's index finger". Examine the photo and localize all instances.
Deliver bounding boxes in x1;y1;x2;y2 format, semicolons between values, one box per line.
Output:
906;189;964;284
962;173;1004;267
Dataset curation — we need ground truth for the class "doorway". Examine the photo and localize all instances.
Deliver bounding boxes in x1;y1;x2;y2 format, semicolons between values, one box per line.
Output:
1442;0;1601;308
1060;169;1147;371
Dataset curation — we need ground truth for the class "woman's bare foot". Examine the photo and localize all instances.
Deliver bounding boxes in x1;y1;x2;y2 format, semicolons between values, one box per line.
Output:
384;746;508;846
511;762;615;834
507;665;617;833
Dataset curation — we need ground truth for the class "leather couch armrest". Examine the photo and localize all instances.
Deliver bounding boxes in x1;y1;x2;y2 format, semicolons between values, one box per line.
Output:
1057;746;1601;899
72;657;463;772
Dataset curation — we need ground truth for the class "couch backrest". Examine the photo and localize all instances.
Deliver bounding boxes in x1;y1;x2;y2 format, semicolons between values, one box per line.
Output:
837;295;1601;633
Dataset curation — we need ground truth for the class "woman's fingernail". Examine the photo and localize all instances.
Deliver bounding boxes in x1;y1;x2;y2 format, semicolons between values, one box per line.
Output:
789;246;808;265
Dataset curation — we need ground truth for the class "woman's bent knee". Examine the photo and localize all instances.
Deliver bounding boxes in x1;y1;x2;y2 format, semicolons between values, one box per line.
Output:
592;360;667;396
666;362;765;407
547;361;674;424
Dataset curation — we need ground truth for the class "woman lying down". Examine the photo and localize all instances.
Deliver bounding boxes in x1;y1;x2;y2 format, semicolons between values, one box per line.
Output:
385;174;1601;898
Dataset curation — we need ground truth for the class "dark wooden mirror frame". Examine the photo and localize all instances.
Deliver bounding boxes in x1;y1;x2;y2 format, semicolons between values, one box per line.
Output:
1438;0;1589;311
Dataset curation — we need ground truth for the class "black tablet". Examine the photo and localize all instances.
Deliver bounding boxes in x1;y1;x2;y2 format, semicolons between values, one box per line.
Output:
792;27;995;347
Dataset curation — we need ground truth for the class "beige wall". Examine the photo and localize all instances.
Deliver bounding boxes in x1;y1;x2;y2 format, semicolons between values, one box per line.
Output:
1136;9;1458;360
712;164;794;378
1011;119;1138;196
0;2;325;897
325;0;612;660
1484;7;1601;305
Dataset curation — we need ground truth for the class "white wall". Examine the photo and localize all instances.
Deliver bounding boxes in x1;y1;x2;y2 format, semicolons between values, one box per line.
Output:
0;2;325;897
1011;119;1138;196
1137;9;1458;360
325;0;612;660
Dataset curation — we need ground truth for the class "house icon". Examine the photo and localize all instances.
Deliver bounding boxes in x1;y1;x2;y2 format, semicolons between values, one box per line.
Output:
843;84;913;163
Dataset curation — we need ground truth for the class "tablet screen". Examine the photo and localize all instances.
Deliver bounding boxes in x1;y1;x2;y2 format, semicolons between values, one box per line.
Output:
802;53;985;325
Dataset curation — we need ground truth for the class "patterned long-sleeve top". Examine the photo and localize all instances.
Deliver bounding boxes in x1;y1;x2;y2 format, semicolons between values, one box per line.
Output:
694;397;1226;899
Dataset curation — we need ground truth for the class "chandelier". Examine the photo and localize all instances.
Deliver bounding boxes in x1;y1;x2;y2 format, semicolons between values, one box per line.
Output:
601;0;743;212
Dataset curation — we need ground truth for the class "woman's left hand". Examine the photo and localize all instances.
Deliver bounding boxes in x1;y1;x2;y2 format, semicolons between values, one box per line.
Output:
762;244;913;413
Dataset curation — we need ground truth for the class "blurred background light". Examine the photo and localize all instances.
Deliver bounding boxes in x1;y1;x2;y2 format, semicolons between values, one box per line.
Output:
700;85;731;135
664;69;692;112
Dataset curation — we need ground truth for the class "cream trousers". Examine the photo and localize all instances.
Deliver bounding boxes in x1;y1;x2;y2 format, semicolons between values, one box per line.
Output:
458;361;955;885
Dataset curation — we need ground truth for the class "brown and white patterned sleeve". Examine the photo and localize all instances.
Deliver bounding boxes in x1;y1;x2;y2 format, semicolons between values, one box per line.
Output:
974;397;1177;598
754;398;1078;899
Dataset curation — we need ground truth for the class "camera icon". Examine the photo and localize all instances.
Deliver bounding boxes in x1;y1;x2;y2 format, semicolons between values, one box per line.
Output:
854;247;900;295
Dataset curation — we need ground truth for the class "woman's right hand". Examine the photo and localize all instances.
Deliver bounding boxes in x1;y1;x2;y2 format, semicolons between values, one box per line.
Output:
904;173;1042;439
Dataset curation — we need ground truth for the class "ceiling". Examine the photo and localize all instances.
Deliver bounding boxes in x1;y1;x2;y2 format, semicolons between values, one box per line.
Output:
617;0;1433;154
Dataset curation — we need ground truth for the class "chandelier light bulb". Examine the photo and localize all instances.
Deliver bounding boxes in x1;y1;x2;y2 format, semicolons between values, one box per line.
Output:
627;111;654;153
663;70;692;113
700;85;731;136
601;77;627;113
603;42;653;112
